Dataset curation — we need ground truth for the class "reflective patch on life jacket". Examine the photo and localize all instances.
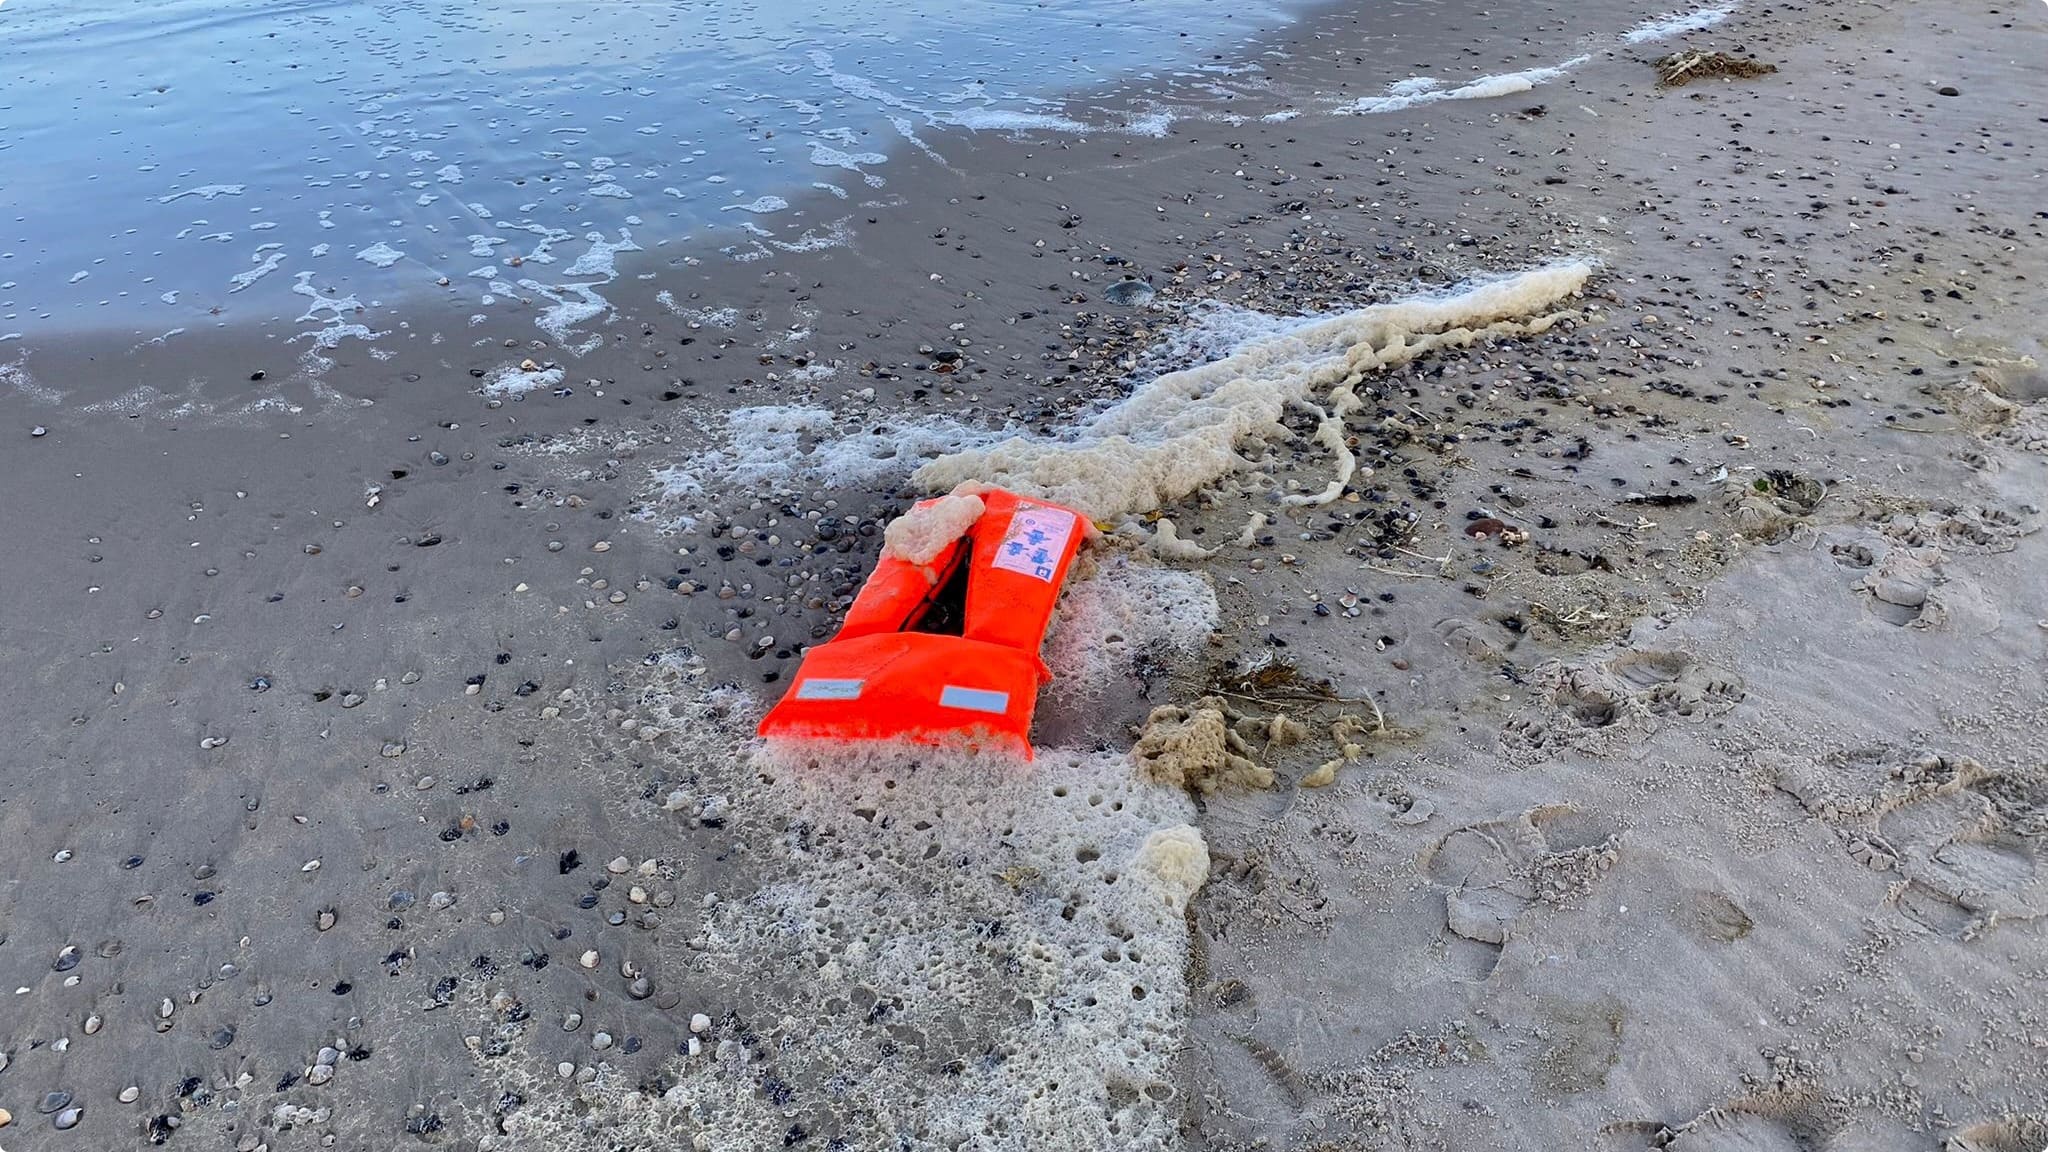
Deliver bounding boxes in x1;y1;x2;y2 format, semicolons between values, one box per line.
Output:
989;506;1075;582
794;678;865;701
939;685;1010;714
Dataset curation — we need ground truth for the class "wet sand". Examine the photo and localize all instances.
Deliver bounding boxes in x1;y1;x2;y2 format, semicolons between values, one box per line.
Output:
2;0;2046;1147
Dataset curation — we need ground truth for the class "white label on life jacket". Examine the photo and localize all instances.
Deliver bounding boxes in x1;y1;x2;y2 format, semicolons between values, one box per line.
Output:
990;507;1075;582
794;678;864;701
940;685;1010;714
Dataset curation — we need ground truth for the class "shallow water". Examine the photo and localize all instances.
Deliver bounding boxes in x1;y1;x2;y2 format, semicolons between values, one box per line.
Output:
0;0;1293;343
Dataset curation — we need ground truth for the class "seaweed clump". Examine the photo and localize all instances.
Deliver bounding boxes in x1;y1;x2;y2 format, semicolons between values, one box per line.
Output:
1655;51;1777;87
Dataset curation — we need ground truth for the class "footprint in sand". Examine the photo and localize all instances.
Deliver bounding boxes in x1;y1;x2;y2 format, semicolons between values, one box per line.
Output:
1829;501;2031;628
1853;545;1952;628
1655;1097;1836;1152
1419;804;1620;979
1434;615;1507;663
1828;539;1879;571
1608;649;1748;719
1501;647;1744;756
1500;713;1559;754
1830;532;1993;630
1877;501;2036;554
1944;1113;2048;1152
1673;889;1754;945
1774;747;2048;938
1607;1079;1838;1152
1937;364;2048;460
1727;468;1829;544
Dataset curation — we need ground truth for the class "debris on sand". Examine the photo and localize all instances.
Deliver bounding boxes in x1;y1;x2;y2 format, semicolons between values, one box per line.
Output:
1213;655;1336;703
1202;656;1397;789
1132;696;1305;793
1302;714;1379;788
1654;50;1777;87
1727;469;1828;542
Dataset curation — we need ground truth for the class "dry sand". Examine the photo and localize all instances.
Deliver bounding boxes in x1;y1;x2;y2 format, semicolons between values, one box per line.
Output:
1;0;2045;1148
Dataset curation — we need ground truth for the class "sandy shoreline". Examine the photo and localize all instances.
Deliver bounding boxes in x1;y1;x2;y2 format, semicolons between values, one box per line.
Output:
3;0;2046;1147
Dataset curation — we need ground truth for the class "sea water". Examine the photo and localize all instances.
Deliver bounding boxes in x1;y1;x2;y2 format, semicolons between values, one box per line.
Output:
0;0;1296;343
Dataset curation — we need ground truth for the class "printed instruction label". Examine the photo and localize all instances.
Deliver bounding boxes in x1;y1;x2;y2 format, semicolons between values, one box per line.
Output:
990;506;1075;582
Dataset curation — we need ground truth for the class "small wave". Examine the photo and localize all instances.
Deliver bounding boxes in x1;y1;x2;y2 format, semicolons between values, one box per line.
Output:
1622;3;1737;43
1342;57;1590;114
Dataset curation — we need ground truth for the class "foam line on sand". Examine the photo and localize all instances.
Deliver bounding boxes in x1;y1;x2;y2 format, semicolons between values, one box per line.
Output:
913;261;1593;522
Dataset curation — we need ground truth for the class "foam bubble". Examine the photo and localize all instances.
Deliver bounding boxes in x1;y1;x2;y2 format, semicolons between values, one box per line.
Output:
290;271;379;358
655;295;740;327
518;280;610;354
503;723;1201;1152
481;362;566;396
1341;57;1591;113
721;195;790;214
769;217;855;255
806;142;887;172
561;228;641;279
354;242;405;268
881;491;985;566
942;108;1091;133
1136;299;1324;372
1133;824;1211;911
1;360;62;403
652;404;1000;500
1121;109;1177;137
1043;554;1218;704
227;248;286;294
156;183;245;204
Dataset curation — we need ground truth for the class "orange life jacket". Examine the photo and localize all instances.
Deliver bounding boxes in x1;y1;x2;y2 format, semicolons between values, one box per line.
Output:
757;488;1086;758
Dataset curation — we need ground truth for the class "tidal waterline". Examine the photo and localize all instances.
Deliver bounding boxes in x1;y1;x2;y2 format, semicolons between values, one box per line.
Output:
0;0;1296;344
